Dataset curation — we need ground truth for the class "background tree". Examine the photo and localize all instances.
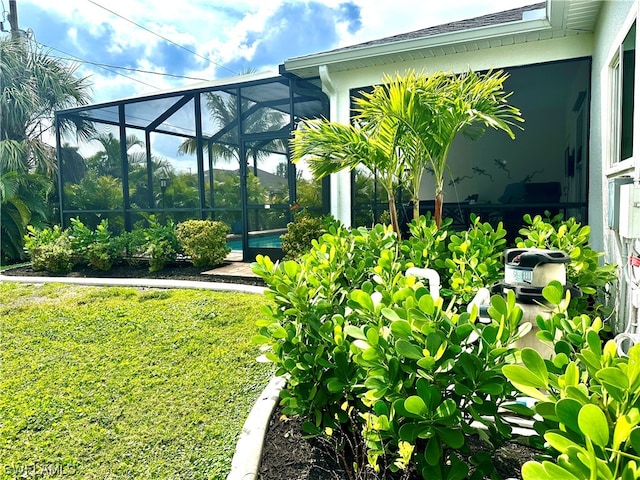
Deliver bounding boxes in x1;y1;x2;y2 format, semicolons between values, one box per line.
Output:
85;132;142;178
1;37;92;262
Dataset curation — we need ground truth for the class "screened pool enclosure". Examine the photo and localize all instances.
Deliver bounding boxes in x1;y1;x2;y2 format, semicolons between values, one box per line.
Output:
55;72;329;261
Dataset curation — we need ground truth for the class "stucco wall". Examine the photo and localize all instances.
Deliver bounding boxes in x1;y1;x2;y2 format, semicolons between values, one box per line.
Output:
590;0;638;334
591;0;637;256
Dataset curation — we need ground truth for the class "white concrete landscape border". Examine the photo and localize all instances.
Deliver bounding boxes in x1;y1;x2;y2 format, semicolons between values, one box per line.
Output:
0;274;266;294
227;375;286;480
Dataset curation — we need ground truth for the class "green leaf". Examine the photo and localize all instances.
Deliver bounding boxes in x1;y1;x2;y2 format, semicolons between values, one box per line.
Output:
447;455;469;480
366;327;379;346
404;396;428;417
501;403;535;416
268;324;288;339
416;290;435;312
417;356;436;370
597;367;629;390
435;427;464;449
613;415;635;452
390;319;412;337
502;364;547;389
343;325;367;340
381;308;403;322
555;398;582;435
489;294;507;316
536;401;559;422
283;260;300;278
326;378;345;393
586;330;603;357
544;431;581;454
350;289;374;312
565;385;591;404
477;380;503;395
251;334;271;344
435;399;457;419
630;426;640;454
398;422;426;443
542;281;564;305
578;404;609;448
627;344;640;390
563;361;579;386
424;437;441;466
522;460;581;480
521;348;548;383
396;339;423;360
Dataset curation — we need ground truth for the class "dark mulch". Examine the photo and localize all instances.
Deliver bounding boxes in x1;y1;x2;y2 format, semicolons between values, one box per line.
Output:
259;406;540;480
1;262;266;287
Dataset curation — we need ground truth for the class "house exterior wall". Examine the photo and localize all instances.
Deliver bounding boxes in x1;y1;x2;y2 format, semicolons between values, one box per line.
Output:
320;33;594;226
591;0;636;253
591;0;639;333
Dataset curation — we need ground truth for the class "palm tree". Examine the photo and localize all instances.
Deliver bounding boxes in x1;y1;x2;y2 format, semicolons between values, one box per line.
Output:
353;71;438;224
1;37;92;261
291;70;523;236
414;70;523;228
291;115;406;237
178;89;288;165
0;38;92;176
86;132;143;178
0;172;52;262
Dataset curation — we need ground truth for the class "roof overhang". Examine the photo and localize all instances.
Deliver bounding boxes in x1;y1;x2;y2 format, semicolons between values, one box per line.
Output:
283;0;602;79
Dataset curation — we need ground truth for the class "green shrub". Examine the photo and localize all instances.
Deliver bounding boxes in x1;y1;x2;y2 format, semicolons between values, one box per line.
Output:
118;228;147;265
67;218;120;271
24;225;74;273
143;216;181;272
67;217;95;262
349;288;527;478
401;214;506;306
176;220;230;267
503;285;640;480
280;213;339;260
441;215;507;305
400;213;450;271
254;224;528;478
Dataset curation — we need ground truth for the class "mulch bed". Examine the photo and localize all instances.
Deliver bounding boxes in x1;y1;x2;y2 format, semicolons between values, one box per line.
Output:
259;406;541;480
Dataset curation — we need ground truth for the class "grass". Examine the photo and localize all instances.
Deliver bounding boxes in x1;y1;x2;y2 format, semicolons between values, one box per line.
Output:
0;282;272;479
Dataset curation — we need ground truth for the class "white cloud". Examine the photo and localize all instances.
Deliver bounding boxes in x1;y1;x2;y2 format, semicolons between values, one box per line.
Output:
19;0;543;104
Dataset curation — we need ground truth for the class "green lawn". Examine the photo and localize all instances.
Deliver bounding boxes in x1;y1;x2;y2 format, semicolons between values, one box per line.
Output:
0;282;272;479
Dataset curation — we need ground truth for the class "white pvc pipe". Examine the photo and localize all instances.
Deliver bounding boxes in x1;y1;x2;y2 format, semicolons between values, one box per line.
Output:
614;332;640;356
467;287;491;314
406;267;440;299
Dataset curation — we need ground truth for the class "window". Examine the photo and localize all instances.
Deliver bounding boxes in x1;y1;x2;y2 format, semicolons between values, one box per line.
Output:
612;22;636;164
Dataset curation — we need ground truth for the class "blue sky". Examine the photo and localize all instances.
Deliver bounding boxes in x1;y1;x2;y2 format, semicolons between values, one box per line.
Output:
12;0;539;105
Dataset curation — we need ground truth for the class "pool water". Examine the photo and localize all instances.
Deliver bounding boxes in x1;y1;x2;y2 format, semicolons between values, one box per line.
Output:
227;234;282;250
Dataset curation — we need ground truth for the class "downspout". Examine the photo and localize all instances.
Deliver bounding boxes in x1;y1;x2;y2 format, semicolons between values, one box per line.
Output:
319;65;351;227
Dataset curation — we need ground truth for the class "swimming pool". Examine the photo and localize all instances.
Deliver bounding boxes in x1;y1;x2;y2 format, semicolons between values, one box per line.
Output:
227;233;283;250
